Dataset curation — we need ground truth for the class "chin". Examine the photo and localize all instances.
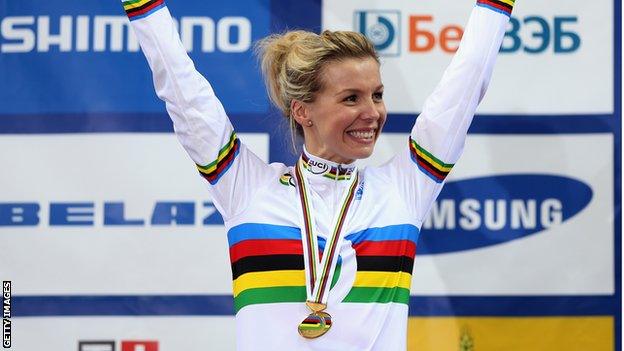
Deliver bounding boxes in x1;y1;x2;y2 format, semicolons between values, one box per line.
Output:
347;146;375;161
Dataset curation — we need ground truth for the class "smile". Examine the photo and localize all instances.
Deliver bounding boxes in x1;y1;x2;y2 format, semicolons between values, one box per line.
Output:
346;129;376;140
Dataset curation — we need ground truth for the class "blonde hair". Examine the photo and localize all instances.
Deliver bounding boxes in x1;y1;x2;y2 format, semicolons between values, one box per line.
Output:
255;30;378;141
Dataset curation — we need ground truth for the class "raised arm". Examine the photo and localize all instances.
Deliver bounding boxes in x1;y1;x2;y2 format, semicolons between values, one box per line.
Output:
122;0;274;220
381;1;513;223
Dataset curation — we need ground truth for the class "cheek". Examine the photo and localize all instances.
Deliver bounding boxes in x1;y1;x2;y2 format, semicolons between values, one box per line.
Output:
379;110;388;127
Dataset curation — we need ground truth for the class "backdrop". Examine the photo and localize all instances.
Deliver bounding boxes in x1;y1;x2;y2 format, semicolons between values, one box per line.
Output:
0;0;621;350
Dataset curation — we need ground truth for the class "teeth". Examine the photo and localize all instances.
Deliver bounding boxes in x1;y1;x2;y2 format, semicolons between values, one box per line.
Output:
348;130;375;139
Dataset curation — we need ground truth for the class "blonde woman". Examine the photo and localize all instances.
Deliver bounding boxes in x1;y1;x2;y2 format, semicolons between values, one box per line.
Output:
122;0;513;349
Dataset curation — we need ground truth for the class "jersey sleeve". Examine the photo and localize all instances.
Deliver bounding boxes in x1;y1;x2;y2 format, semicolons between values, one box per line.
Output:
122;1;274;220
380;2;513;223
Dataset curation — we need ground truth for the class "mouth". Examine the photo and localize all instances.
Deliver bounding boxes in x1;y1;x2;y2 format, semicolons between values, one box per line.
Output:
346;128;377;143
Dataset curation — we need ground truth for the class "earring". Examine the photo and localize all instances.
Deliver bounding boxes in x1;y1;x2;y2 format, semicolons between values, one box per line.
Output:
307;120;313;126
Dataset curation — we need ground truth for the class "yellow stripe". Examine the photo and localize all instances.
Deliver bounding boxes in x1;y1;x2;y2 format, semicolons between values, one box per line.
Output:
197;134;237;175
123;0;153;10
232;270;305;298
408;317;613;351
353;271;412;290
498;0;515;7
415;148;453;173
324;173;351;180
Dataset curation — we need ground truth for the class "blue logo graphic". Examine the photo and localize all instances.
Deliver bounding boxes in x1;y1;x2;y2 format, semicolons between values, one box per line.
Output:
418;174;593;255
0;0;270;115
0;201;224;226
354;10;400;56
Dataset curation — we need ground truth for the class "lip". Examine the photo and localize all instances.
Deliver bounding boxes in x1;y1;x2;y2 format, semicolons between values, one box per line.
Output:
345;128;377;144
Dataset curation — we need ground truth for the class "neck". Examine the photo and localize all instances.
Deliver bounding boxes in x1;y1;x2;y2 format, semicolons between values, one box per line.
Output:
303;143;354;165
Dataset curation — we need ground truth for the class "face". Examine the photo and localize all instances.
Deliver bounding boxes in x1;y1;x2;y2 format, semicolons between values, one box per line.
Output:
294;57;387;164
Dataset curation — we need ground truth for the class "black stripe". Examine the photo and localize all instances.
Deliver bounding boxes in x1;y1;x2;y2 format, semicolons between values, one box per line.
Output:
125;0;162;15
197;137;239;177
481;0;513;11
410;145;450;178
231;254;304;280
417;156;449;178
356;255;414;273
214;137;240;172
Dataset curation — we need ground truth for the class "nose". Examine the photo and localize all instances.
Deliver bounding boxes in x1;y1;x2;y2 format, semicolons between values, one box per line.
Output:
361;98;383;121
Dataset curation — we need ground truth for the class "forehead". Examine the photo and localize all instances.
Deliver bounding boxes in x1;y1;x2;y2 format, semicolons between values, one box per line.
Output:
319;57;382;92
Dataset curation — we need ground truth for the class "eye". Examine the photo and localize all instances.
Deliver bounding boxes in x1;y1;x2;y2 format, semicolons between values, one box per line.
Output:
373;91;384;101
343;95;357;103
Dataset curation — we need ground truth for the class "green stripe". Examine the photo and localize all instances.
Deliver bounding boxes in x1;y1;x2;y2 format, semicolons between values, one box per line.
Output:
322;173;351;181
234;286;306;313
300;324;324;330
411;139;454;168
342;287;410;304
197;132;237;171
122;0;146;6
234;263;342;313
330;261;341;289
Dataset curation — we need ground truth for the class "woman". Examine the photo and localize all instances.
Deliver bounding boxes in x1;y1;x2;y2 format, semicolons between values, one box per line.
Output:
122;0;513;349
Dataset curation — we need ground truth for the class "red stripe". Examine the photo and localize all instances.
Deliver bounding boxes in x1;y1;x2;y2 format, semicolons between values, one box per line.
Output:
410;144;448;177
127;0;164;18
417;159;446;180
303;316;322;324
410;144;449;179
478;0;512;13
418;158;449;179
229;239;302;263
352;240;416;257
479;0;513;10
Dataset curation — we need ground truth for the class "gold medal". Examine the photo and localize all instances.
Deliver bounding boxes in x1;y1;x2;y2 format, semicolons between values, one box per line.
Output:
298;311;332;338
298;301;331;339
298;302;332;338
294;159;359;339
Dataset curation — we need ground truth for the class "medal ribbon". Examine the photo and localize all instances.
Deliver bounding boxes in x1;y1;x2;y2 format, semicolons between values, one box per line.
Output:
294;157;359;306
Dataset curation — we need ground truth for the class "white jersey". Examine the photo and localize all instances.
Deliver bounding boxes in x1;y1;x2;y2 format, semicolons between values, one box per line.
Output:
123;0;511;349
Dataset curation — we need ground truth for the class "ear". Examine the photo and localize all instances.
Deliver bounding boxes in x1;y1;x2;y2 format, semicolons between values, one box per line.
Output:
290;99;310;128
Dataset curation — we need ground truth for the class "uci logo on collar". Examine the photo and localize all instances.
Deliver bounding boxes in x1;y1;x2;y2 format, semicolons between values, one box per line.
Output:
308;159;330;175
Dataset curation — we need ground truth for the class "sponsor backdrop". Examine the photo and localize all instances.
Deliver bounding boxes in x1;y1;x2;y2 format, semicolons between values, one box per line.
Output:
0;0;620;350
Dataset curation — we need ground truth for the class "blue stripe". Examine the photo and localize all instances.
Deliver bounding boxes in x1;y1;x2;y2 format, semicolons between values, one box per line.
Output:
416;163;444;183
344;224;419;245
14;295;234;316
229;223;419;248
227;223;301;246
476;3;511;17
11;294;615;317
228;223;329;249
128;3;166;21
0;113;615;134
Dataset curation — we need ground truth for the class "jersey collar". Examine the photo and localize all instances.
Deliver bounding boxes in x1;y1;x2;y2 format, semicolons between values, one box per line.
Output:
301;146;356;181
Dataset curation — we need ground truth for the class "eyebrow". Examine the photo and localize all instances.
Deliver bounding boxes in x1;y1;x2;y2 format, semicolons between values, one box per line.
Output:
334;85;385;96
